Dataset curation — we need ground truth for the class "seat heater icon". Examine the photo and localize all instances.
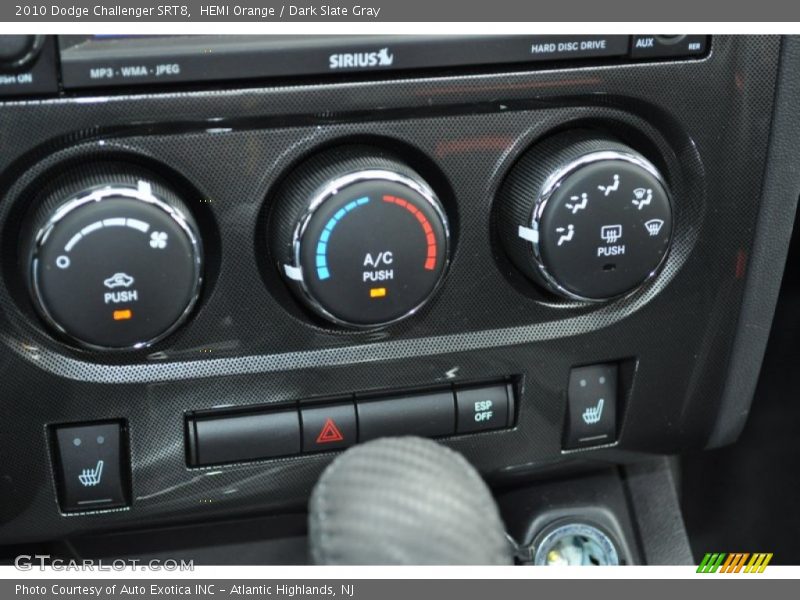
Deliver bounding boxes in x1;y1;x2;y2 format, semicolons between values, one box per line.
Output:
582;399;605;425
78;460;104;487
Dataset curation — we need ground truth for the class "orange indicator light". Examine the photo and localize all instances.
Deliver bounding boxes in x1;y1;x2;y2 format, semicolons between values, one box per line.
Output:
370;287;387;298
113;309;133;321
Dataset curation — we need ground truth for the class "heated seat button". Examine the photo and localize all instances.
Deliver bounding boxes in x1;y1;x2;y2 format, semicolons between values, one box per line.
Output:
564;364;618;449
301;402;357;453
455;384;513;433
53;421;128;513
189;410;301;466
357;391;455;442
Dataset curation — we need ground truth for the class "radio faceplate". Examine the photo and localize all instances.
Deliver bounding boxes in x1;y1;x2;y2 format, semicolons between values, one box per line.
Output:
0;35;708;98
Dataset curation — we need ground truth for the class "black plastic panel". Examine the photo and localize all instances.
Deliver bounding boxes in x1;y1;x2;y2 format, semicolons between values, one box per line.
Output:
0;36;785;543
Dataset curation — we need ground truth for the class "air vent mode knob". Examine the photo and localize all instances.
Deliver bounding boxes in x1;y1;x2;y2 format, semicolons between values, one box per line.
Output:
27;170;203;349
499;132;673;301
270;147;450;327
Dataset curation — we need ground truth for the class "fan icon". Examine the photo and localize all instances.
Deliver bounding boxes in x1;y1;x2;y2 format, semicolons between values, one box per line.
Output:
149;231;168;249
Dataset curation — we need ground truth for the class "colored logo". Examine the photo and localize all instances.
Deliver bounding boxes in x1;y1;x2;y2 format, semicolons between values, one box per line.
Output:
697;552;773;573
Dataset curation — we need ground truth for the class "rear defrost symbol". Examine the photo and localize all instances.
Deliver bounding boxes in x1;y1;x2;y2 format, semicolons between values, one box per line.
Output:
600;225;623;244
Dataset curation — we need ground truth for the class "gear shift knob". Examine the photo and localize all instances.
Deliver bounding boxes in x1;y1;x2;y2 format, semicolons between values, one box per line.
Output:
308;436;513;565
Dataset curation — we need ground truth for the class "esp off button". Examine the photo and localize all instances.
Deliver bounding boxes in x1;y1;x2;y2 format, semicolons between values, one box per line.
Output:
455;384;513;433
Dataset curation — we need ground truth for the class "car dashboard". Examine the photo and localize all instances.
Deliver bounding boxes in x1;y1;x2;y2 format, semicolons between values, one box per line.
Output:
0;34;797;565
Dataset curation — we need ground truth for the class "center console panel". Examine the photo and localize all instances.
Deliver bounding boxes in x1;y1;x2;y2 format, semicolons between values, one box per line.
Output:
0;36;787;547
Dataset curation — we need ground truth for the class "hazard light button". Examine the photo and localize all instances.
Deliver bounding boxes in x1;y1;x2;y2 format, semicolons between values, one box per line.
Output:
301;402;357;453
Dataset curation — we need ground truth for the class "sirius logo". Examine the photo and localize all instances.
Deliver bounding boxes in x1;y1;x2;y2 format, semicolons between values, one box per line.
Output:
329;48;394;70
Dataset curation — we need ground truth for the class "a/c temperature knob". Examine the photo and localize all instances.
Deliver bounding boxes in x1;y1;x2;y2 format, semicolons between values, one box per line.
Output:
27;169;203;349
499;132;672;301
270;147;449;327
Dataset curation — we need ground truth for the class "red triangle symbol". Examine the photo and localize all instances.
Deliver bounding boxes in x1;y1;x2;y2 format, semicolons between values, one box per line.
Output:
316;418;345;444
